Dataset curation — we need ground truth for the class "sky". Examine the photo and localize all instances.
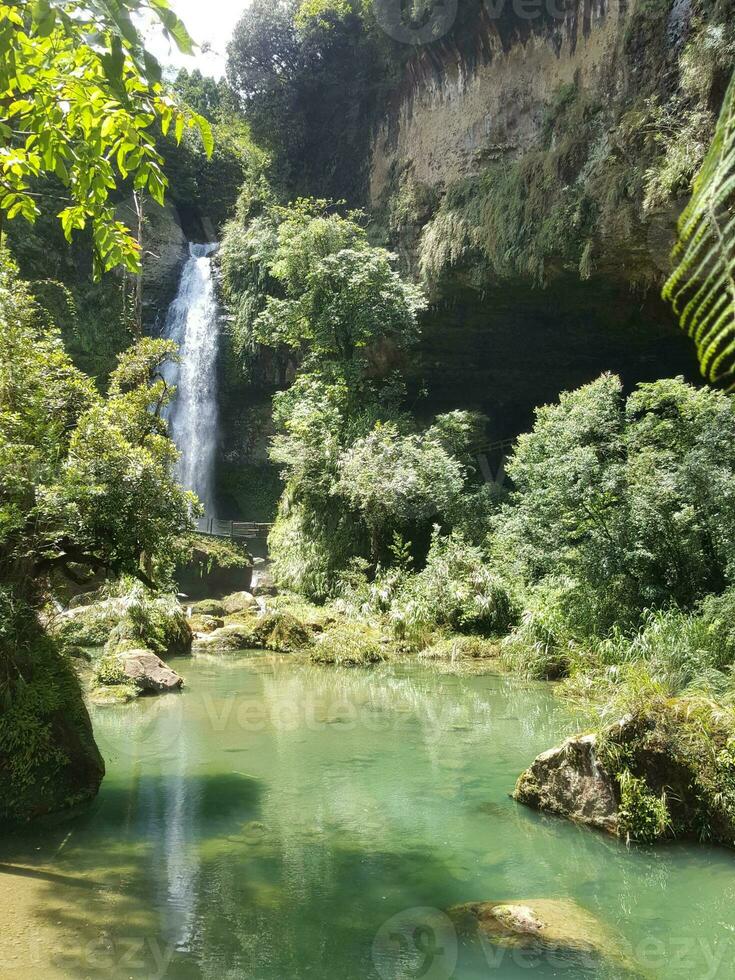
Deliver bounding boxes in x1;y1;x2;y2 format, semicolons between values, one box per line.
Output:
144;0;249;79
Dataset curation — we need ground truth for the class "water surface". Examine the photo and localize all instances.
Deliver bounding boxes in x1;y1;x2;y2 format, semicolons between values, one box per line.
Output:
1;656;734;979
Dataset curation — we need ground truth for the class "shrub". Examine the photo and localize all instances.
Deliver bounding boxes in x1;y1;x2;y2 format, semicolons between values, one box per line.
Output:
617;769;670;844
92;654;128;687
389;528;516;649
493;375;735;630
311;623;388;666
105;590;192;658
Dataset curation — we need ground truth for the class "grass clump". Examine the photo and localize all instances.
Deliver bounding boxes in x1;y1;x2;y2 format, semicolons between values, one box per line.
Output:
311;622;388;667
419;635;498;661
105;589;192;659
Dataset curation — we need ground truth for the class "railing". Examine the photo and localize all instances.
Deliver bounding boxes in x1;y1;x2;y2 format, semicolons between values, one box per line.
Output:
195;518;273;540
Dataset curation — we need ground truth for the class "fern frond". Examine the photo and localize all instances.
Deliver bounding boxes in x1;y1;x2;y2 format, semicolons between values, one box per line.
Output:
664;71;735;388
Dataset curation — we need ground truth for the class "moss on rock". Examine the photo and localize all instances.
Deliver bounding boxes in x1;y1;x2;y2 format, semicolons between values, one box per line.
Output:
311;622;388;667
0;595;104;823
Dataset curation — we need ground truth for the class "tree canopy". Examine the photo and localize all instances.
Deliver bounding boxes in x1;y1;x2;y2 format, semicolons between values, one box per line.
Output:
0;0;212;276
0;253;195;594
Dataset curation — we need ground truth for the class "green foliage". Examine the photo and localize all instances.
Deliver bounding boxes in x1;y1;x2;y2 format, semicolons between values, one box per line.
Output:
0;254;195;594
0;0;211;276
386;528;516;649
335;423;465;558
494;374;735;630
223;201;424;369
617;769;670;844
93;653;127;687
310;621;387;666
663;67;735;386
419;635;498;661
104;589;192;658
247;610;312;651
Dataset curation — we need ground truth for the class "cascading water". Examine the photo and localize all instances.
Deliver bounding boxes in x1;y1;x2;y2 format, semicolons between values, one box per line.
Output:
162;242;220;515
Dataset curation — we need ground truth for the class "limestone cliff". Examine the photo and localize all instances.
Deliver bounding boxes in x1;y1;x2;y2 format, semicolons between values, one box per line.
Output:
366;0;735;432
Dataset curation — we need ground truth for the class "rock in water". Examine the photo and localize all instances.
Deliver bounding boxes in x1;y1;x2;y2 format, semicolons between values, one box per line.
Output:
449;898;631;968
119;651;184;693
513;733;619;834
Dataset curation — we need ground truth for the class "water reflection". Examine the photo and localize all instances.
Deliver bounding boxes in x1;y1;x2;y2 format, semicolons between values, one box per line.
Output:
0;658;734;979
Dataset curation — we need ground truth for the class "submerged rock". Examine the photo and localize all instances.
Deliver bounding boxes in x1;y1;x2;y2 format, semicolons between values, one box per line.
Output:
118;650;184;693
514;733;619;834
449;898;629;967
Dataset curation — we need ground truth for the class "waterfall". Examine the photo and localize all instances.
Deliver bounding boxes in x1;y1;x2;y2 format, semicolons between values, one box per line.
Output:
162;242;220;516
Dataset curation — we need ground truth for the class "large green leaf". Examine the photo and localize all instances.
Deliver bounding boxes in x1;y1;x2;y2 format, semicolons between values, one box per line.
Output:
664;71;735;388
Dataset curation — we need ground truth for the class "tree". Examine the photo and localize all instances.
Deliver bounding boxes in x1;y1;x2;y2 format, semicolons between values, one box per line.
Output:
223;201;424;371
227;0;390;201
335;422;465;558
0;254;195;595
0;0;212;277
493;373;735;631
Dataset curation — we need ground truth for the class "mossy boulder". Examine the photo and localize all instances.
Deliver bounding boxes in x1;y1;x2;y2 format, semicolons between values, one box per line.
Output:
194;624;256;652
249;611;311;652
1;601;105;823
449;899;632;969
93;649;183;693
89;683;139;705
514;711;735;846
51;601;123;647
221;591;259;615
188;613;225;634
191;599;226;617
311;623;387;667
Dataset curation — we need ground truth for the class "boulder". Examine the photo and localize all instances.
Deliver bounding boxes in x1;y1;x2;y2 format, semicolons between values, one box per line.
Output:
191;599;226;617
118;650;184;693
194;625;254;652
449;899;630;967
188;613;225;634
222;591;259;615
514;712;735;846
513;733;619;834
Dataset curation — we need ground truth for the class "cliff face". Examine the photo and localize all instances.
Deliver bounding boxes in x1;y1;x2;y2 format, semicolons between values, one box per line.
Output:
371;0;626;203
367;0;734;431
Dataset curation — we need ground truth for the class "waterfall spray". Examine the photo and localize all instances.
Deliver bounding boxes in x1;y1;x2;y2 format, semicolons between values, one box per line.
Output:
162;242;220;516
